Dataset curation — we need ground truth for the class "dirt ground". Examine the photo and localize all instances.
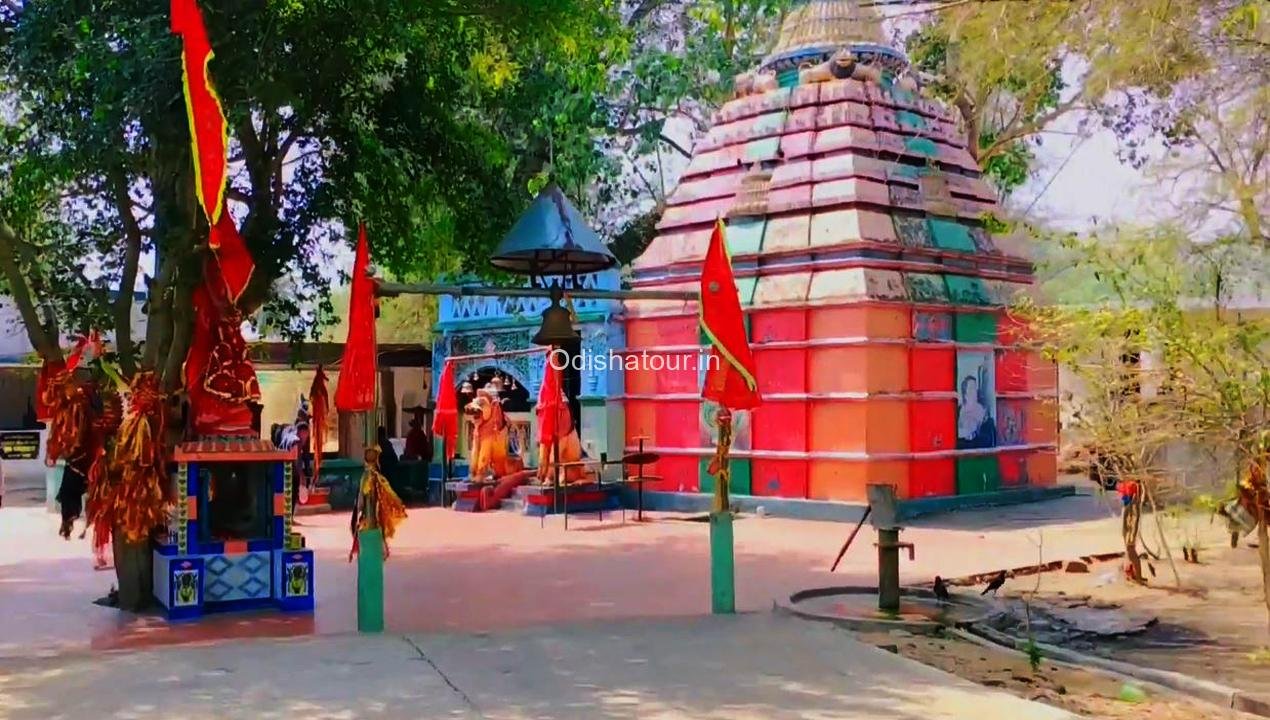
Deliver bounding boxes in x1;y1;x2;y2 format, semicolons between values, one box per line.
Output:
857;630;1255;719
939;513;1270;716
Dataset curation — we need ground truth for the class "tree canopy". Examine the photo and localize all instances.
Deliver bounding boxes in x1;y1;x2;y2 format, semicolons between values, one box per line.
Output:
0;0;625;380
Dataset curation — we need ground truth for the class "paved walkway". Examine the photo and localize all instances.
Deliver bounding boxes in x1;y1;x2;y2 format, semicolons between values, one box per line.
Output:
0;489;1124;658
0;614;1077;720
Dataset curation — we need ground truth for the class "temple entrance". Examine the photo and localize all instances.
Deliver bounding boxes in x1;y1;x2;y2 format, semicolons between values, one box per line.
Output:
454;366;532;461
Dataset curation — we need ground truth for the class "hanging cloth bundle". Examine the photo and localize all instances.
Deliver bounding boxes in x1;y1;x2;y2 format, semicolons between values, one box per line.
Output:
41;335;99;465
109;372;172;543
348;446;407;562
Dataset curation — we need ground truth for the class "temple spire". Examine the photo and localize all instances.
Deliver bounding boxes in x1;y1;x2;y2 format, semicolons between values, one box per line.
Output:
761;0;885;71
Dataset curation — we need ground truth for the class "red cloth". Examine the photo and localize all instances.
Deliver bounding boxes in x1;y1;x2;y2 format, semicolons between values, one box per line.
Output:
536;356;565;444
210;213;254;302
335;225;377;412
309;365;329;480
699;220;760;410
171;0;228;226
171;0;254;303
431;360;458;460
36;360;67;421
185;261;259;436
36;335;98;420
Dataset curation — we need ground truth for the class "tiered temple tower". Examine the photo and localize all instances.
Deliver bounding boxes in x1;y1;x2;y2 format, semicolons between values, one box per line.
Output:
621;0;1058;503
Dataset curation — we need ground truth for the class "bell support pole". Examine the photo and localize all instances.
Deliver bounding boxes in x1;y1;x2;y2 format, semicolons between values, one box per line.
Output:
377;282;698;302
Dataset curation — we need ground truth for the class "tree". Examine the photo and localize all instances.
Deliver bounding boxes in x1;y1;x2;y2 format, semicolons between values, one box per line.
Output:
1021;227;1270;623
0;0;623;376
0;0;624;609
596;1;793;245
902;0;1258;196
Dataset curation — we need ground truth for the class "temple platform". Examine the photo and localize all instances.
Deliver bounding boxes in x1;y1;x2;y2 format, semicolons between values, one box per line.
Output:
624;485;1075;523
444;480;624;517
514;482;623;517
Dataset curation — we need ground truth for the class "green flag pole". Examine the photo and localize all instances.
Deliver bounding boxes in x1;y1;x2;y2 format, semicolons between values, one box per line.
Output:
710;408;735;614
357;364;385;633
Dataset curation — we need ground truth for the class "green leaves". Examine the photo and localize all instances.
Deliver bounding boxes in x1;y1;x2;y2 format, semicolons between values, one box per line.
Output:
1023;225;1268;494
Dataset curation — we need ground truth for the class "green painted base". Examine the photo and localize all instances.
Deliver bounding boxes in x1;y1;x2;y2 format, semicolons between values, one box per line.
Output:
357;528;385;633
709;511;736;614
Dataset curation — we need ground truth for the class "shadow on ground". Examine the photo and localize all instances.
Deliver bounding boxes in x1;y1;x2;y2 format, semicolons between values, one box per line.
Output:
0;614;1074;720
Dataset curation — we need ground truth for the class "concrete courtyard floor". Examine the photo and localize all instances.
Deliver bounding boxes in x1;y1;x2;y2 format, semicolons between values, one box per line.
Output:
0;613;1079;720
0;486;1125;658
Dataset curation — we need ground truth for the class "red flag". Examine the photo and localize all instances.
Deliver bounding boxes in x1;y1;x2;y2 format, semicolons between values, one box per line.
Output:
171;0;254;302
536;355;564;444
171;0;228;225
700;220;760;410
209;213;254;303
335;225;377;412
431;360;458;460
309;366;330;480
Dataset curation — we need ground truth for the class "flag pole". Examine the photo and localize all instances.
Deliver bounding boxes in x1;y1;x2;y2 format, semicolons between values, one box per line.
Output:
357;353;385;633
710;407;735;614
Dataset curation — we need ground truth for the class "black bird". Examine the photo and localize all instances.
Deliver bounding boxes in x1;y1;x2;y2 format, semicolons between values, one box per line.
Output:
933;576;951;603
981;570;1007;596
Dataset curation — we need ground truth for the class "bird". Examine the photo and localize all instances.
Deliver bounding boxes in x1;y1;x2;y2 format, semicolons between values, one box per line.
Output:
933;576;951;603
981;570;1007;596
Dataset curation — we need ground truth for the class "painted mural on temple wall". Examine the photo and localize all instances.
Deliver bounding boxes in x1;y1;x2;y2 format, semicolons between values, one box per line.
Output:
913;311;953;342
700;402;752;452
956;350;997;450
996;398;1027;447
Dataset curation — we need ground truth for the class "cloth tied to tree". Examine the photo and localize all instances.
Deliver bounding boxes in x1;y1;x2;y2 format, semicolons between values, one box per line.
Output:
186;260;261;436
109;372;172;544
84;384;124;553
40;334;101;466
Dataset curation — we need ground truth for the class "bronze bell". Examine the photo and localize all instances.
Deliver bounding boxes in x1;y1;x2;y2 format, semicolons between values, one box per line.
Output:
532;295;580;346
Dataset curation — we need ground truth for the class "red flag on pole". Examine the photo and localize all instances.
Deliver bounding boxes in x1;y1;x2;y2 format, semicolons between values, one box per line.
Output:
699;220;760;410
335;225;377;412
171;0;227;226
536;354;564;444
171;0;254;302
431;360;458;460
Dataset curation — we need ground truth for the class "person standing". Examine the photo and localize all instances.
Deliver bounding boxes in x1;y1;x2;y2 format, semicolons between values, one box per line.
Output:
377;425;399;478
281;421;314;508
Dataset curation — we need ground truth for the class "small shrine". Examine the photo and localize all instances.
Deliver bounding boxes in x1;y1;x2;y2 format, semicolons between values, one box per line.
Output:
153;438;314;620
430;187;625;487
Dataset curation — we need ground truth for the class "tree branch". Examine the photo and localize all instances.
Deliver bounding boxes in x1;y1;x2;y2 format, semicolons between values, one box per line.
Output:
161;276;194;393
0;217;62;361
979;94;1083;161
109;167;144;375
658;133;691;159
627;0;676;26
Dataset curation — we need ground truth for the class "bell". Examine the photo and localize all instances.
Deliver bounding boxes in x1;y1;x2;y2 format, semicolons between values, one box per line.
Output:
532;296;580;346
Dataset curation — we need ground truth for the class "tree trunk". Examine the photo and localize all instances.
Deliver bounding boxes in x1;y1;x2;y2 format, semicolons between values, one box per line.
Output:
1123;496;1144;583
112;530;153;613
1144;481;1182;588
1258;517;1270;634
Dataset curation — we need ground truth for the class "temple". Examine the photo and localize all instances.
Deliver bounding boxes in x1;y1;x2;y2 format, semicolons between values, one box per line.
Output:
619;0;1058;503
430;187;625;506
